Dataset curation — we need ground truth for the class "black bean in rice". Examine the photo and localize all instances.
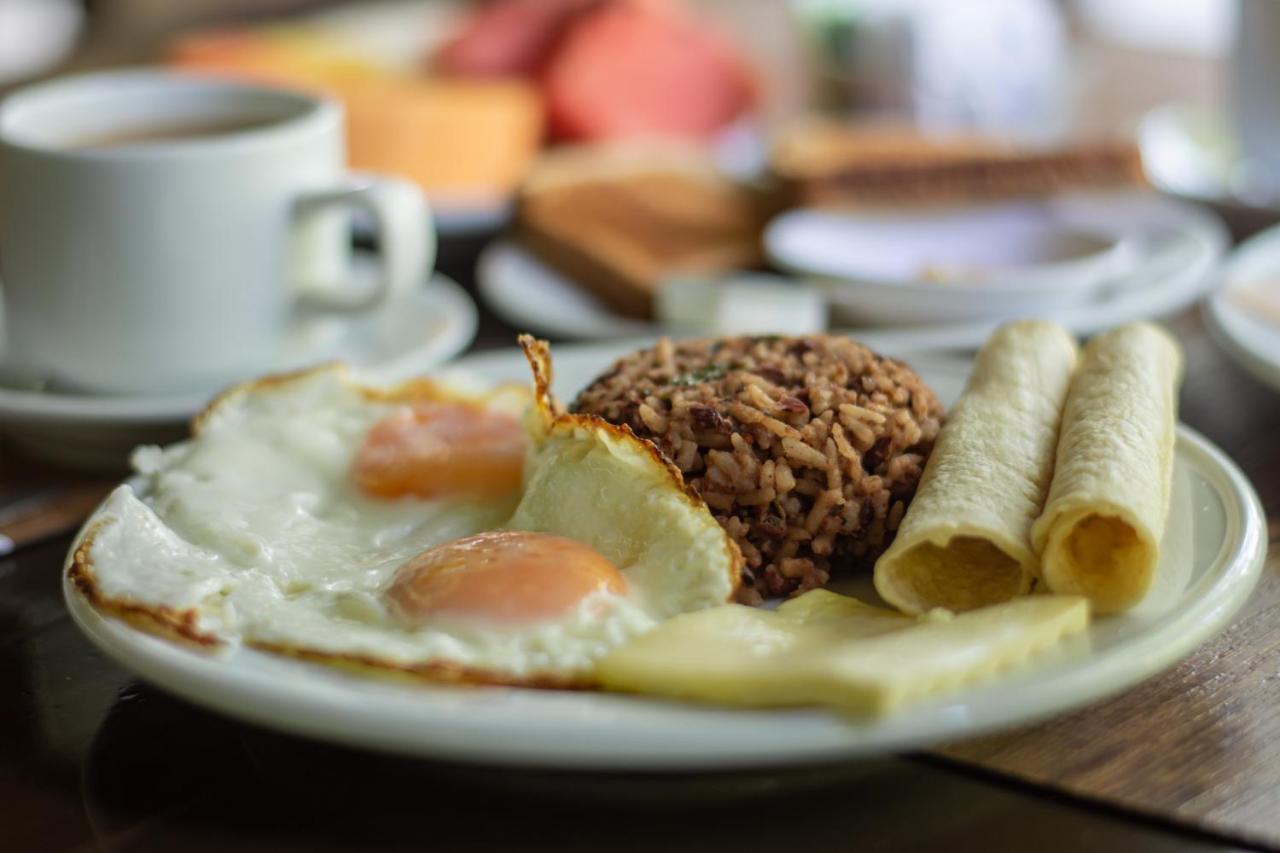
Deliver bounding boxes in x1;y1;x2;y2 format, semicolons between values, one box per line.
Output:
571;335;944;604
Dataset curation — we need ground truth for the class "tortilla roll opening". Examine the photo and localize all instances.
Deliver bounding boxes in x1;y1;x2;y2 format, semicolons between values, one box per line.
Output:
878;535;1029;614
873;320;1077;616
1041;509;1155;614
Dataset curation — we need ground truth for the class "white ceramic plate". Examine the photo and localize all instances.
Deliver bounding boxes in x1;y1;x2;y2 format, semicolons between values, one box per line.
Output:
477;193;1226;347
763;198;1134;323
772;192;1226;328
0;270;477;470
1204;222;1280;393
63;341;1266;769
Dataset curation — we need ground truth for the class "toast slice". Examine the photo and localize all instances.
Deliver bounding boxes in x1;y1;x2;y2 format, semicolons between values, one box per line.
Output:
517;145;766;319
771;121;1146;207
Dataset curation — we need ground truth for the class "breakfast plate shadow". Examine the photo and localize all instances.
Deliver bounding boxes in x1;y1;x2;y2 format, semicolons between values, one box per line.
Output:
63;342;1267;770
0;267;476;471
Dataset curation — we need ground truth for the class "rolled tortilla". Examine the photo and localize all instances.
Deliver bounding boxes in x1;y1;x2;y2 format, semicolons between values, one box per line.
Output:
874;321;1078;614
1031;322;1182;613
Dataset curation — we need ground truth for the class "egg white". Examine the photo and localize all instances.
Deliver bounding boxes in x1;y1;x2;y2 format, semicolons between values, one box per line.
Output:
70;356;741;684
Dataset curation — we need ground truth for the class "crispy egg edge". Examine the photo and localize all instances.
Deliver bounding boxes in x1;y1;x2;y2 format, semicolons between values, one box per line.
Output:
68;518;222;648
70;519;587;688
518;334;745;602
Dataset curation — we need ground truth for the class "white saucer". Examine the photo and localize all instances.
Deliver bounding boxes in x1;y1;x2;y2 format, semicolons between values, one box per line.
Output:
65;341;1267;770
1204;222;1280;393
0;271;477;470
477;192;1227;348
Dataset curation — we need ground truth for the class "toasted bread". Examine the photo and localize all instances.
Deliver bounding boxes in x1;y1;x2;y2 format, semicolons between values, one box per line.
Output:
517;145;765;318
771;121;1146;207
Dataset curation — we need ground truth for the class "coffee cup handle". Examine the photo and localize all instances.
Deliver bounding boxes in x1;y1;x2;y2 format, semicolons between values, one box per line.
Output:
292;173;434;313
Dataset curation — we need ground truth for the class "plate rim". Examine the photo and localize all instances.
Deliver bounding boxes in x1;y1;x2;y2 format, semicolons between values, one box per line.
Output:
61;420;1266;771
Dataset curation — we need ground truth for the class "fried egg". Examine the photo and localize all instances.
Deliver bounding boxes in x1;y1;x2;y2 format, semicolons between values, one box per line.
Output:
68;342;742;685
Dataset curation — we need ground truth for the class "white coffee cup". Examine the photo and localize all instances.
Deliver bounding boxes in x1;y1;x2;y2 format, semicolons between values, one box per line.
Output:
0;70;434;395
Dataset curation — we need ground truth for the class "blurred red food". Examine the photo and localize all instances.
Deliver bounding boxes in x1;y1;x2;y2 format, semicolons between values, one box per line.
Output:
438;0;753;141
435;0;594;77
546;1;753;141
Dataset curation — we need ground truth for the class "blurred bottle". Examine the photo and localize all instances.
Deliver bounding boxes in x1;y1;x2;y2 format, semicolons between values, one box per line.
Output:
1233;0;1280;203
793;0;1069;141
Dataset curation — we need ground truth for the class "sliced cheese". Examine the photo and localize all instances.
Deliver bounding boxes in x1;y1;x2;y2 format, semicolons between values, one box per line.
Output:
874;321;1078;614
594;589;1089;715
1032;322;1182;613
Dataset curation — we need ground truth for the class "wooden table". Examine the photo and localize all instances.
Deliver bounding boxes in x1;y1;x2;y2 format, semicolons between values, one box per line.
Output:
935;317;1280;851
1;233;1277;851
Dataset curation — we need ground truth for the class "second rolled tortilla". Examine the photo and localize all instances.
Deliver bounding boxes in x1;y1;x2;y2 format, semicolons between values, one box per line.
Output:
1031;322;1182;613
874;321;1078;614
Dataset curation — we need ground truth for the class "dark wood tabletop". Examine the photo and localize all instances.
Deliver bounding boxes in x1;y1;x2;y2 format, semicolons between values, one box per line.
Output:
1;234;1277;853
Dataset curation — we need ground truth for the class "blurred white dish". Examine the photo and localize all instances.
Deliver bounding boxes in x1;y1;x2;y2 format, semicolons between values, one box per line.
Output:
763;192;1218;326
477;240;651;340
477;192;1226;348
1139;102;1280;234
764;199;1134;323
0;268;477;470
1204;222;1280;393
65;341;1266;770
478;241;826;340
1141;104;1244;205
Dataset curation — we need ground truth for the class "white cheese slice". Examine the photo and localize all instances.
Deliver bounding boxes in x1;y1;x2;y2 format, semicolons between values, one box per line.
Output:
595;589;1089;715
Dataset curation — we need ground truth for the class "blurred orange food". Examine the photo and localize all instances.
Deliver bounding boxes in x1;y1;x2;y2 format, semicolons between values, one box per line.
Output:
333;77;542;204
168;28;544;205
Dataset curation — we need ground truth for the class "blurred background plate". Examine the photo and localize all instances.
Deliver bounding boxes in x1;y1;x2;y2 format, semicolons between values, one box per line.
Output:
1139;102;1280;238
477;239;652;341
819;192;1228;333
763;194;1138;324
1203;221;1280;393
479;194;1227;350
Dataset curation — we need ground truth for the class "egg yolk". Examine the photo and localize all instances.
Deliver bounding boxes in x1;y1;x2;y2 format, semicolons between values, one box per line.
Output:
353;402;526;500
385;531;627;625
